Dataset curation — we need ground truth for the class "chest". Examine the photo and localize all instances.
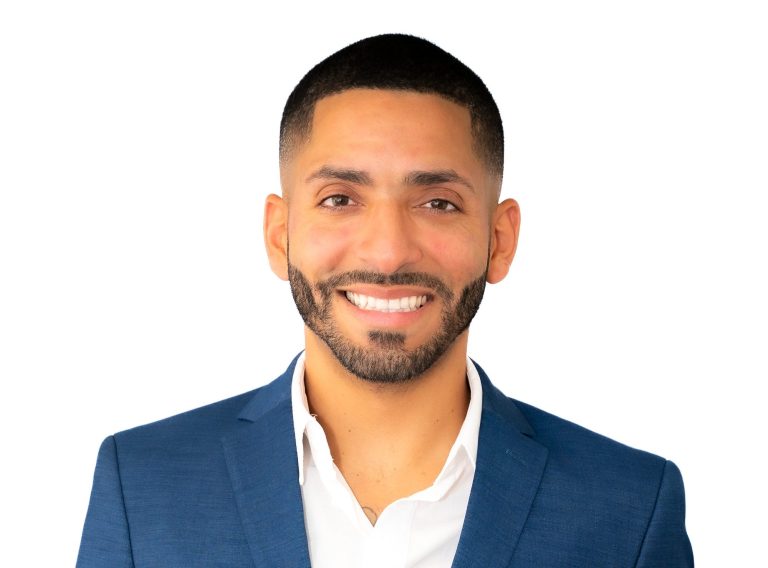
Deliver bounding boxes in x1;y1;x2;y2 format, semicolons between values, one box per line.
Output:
300;459;475;568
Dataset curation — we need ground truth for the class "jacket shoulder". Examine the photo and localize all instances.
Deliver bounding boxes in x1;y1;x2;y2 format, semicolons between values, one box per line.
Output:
112;358;296;454
115;388;257;445
507;399;692;565
506;395;676;536
513;397;667;473
477;362;668;475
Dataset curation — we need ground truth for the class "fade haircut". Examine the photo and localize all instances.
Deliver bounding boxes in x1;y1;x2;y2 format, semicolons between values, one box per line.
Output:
279;34;504;181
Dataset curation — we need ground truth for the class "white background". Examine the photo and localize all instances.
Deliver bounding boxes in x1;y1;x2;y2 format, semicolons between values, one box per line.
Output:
1;1;766;565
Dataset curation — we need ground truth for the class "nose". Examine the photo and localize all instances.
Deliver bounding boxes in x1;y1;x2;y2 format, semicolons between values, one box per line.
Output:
354;201;424;274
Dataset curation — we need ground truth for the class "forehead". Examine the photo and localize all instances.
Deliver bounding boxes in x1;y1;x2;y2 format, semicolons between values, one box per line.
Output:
313;89;472;152
283;89;484;186
313;88;471;133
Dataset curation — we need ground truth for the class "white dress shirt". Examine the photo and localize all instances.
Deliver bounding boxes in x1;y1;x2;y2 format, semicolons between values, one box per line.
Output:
290;352;482;568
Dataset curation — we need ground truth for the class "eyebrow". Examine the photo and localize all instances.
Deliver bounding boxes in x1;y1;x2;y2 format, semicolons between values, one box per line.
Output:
305;166;373;186
305;165;474;192
404;169;475;192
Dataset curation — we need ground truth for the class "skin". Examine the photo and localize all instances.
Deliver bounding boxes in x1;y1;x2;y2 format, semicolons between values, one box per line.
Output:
264;89;520;522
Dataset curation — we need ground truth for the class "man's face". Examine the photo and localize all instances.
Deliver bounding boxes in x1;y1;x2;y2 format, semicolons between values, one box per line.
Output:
274;89;506;383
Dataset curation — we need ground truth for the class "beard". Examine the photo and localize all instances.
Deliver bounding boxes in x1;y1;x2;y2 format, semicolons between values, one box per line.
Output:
287;261;487;384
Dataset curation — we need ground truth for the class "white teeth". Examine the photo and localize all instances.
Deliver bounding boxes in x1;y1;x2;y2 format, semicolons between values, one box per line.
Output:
344;292;428;312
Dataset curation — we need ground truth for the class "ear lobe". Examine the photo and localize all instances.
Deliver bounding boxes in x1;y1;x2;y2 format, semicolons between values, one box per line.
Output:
264;193;289;281
487;198;520;284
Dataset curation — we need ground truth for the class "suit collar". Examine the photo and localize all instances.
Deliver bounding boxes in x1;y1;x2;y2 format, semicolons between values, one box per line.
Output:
474;359;536;438
451;362;548;568
222;355;311;568
236;353;301;423
224;356;547;568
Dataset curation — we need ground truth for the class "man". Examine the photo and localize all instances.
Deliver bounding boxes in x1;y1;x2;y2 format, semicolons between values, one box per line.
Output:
78;34;693;567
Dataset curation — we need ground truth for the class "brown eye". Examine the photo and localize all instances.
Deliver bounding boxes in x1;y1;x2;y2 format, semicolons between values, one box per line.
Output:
424;199;457;212
320;195;354;207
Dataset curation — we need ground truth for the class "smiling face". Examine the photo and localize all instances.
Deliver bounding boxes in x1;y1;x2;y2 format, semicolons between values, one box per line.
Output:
265;89;520;383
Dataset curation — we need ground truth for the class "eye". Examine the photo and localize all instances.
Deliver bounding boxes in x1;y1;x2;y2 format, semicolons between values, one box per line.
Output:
320;194;356;208
422;198;458;212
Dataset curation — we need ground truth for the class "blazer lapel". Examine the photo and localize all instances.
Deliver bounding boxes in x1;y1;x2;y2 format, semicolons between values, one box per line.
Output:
221;361;311;568
220;358;545;568
451;365;549;568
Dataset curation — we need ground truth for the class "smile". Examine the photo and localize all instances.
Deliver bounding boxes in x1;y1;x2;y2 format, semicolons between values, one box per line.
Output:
344;291;429;313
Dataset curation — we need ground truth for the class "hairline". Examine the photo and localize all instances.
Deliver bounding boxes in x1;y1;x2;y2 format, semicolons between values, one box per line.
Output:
279;86;503;197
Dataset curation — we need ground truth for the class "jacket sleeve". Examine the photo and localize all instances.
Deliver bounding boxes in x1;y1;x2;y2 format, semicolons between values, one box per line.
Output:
76;436;135;568
634;460;694;567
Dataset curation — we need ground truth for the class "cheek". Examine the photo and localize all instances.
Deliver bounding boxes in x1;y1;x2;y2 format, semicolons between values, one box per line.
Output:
425;234;454;259
422;229;488;280
290;221;355;273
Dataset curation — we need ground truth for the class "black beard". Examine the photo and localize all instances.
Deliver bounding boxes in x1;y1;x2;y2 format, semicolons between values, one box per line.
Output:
287;263;487;384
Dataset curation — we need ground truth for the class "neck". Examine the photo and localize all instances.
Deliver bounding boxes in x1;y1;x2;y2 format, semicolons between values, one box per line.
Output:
302;328;471;512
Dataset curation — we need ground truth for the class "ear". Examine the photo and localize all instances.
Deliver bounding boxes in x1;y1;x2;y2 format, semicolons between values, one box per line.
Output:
263;193;289;281
487;198;521;284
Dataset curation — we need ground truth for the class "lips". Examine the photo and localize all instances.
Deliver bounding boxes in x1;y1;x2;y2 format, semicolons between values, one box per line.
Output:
344;291;428;312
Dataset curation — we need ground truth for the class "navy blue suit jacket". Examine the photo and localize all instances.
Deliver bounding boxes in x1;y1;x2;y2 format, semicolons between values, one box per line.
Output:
77;357;693;567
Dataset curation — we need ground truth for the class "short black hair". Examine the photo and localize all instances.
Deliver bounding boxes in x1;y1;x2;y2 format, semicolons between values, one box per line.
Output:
279;34;504;180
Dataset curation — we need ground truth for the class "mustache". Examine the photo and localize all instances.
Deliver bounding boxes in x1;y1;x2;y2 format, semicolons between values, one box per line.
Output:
316;270;454;302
